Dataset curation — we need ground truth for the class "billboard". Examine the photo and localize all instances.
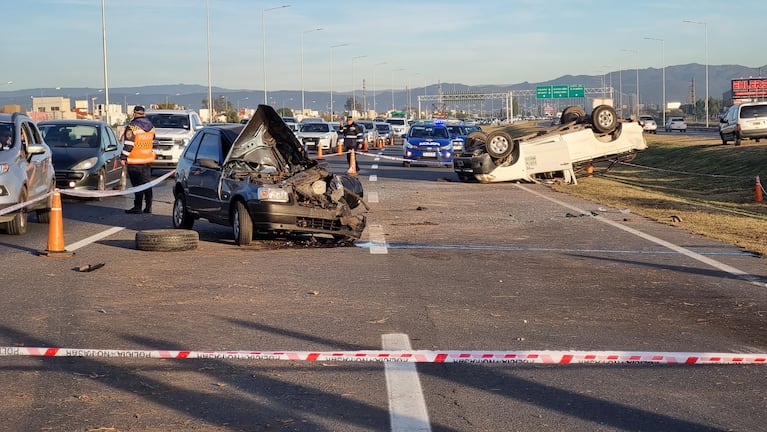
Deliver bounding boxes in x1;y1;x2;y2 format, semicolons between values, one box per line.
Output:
731;78;767;99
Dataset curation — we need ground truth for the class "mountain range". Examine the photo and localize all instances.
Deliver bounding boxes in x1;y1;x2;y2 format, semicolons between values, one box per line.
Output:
1;63;764;115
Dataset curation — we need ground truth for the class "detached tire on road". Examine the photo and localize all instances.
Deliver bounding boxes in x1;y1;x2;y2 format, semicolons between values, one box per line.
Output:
135;229;199;252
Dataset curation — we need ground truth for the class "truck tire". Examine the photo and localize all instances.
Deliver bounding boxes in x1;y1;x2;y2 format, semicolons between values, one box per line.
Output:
561;106;586;124
591;105;617;133
485;131;515;160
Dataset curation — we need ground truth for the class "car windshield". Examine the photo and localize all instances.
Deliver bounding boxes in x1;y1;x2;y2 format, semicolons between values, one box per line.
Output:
40;124;99;148
740;105;767;118
375;124;390;132
145;114;191;129
300;123;329;133
410;126;448;139
386;119;406;126
447;126;465;135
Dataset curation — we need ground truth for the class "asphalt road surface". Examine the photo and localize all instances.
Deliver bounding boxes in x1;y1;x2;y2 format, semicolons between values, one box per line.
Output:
0;146;764;431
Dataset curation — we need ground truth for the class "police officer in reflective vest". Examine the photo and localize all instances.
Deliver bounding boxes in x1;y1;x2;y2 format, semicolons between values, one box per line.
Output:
122;106;156;214
338;115;362;172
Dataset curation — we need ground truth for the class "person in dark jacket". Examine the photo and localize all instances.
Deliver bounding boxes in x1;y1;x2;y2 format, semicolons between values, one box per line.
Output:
122;106;156;214
338;115;362;172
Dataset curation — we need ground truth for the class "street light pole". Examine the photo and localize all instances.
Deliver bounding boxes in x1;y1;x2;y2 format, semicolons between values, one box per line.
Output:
206;0;213;123
329;43;348;120
351;55;367;117
100;0;111;126
391;68;404;111
263;4;291;105
372;61;387;115
684;20;709;127
622;49;640;117
644;37;666;126
300;27;322;116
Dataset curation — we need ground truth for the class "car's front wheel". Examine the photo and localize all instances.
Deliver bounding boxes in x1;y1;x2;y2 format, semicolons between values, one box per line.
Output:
233;200;253;246
172;193;194;229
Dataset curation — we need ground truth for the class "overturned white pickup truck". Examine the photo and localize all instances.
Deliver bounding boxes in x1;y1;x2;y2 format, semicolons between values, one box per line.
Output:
453;105;647;184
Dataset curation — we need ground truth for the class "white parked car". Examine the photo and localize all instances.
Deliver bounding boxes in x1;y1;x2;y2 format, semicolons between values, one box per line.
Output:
664;117;687;132
296;122;338;152
453;105;647;184
144;109;204;168
638;115;657;134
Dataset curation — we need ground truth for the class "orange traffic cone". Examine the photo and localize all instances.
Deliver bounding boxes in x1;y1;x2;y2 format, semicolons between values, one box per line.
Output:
363;137;369;152
337;140;343;155
348;149;357;176
38;189;73;258
586;162;594;177
757;176;763;202
317;144;323;160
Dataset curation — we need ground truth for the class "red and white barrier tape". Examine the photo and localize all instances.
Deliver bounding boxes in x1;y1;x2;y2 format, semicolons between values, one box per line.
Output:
1;347;765;364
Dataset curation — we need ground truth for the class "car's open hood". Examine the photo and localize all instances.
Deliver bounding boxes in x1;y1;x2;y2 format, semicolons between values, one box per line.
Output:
226;105;312;171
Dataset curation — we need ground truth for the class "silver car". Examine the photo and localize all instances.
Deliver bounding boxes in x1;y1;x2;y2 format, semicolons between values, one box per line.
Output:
0;113;55;235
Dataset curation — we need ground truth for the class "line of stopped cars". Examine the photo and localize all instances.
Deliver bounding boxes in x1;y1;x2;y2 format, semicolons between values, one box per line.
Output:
453;105;648;184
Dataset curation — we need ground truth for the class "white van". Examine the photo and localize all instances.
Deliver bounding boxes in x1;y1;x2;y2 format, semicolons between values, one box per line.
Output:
719;101;767;146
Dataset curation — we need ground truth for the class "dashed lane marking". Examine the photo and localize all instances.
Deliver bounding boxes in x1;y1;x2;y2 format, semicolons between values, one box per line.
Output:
382;334;431;432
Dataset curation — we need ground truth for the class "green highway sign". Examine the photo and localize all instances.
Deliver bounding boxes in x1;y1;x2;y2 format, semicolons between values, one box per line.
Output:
552;85;569;98
568;84;585;98
536;86;552;99
536;84;585;99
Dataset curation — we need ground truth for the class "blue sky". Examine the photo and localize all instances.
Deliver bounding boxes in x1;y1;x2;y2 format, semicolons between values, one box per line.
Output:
4;0;764;92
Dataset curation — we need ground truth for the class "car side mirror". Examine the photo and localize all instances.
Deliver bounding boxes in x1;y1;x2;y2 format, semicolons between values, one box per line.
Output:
27;143;47;156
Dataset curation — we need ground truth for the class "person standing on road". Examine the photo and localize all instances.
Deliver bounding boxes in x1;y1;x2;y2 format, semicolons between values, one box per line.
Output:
122;105;156;214
338;115;362;172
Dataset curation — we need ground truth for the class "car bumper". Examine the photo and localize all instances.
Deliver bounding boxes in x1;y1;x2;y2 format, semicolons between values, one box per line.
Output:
453;154;495;175
54;170;99;189
245;200;366;239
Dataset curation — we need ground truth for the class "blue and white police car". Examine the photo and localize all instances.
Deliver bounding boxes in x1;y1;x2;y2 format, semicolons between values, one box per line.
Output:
401;120;457;167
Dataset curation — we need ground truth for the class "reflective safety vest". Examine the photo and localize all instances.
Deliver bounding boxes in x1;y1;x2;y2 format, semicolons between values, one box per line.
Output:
126;125;156;165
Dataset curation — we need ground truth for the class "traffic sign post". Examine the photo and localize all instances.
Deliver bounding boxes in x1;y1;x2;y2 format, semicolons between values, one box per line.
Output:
568;84;585;98
552;85;569;98
536;84;585;99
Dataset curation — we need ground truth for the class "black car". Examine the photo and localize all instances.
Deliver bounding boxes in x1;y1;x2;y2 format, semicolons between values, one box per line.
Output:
38;120;126;192
172;105;366;245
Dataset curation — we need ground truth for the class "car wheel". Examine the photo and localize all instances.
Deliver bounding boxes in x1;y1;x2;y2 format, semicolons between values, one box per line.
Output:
172;193;194;229
735;133;742;146
97;168;106;191
135;229;198;252
485;131;515;159
591;105;617;133
6;187;28;235
560;106;586;124
233;200;253;246
402;161;411;167
36;181;54;224
116;166;128;190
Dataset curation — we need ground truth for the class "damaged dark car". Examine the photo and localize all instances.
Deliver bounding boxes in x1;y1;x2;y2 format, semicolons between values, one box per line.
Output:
172;105;366;245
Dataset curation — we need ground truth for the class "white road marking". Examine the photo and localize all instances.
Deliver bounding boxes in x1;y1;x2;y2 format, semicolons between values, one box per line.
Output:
367;191;379;203
382;333;431;432
66;226;125;251
517;184;766;288
372;164;379;169
366;224;388;254
369;175;378;182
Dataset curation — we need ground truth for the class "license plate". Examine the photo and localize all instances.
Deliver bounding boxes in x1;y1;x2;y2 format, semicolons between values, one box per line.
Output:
422;152;436;157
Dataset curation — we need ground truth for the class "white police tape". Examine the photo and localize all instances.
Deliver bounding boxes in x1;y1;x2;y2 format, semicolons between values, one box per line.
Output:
0;170;175;216
0;346;765;365
59;170;174;198
323;149;452;167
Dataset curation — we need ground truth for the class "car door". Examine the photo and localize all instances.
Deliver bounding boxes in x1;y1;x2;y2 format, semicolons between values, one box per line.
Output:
101;125;122;184
186;130;224;218
22;121;52;200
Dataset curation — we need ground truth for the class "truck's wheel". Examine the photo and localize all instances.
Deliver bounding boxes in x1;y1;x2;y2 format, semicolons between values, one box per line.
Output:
591;105;617;133
464;131;487;151
561;106;586;124
485;131;515;159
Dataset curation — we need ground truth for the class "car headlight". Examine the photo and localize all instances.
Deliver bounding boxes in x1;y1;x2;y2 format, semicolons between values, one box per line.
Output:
72;157;98;170
257;186;290;203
